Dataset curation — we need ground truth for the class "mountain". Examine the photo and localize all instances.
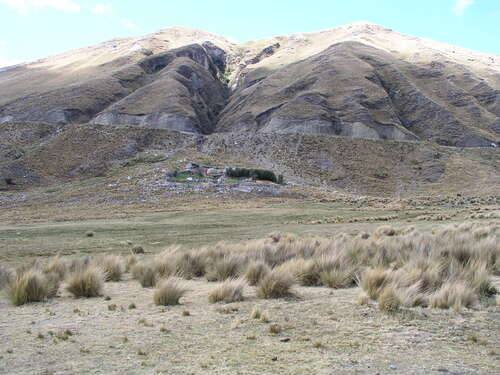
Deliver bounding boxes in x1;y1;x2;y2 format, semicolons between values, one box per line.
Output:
0;23;498;195
1;22;499;146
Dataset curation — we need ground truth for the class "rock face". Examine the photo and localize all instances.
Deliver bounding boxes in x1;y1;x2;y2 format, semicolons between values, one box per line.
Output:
0;23;498;146
91;44;229;134
217;41;499;146
0;27;234;133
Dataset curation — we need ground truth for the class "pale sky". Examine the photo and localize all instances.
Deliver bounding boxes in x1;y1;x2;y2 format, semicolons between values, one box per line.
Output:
0;0;498;67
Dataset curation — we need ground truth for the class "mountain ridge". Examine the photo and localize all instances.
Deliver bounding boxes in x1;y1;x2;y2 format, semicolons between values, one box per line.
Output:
0;22;498;147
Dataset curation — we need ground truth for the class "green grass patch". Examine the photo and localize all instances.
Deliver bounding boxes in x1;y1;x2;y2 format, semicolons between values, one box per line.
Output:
123;153;167;167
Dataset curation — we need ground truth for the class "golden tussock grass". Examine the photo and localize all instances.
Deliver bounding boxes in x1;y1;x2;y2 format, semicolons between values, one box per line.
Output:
208;279;245;303
3;221;497;311
6;268;60;306
101;255;123;282
124;255;137;273
131;262;157;288
205;255;245;282
43;256;67;281
0;264;13;290
256;269;295;299
66;266;104;298
153;277;187;306
6;269;52;306
244;261;270;286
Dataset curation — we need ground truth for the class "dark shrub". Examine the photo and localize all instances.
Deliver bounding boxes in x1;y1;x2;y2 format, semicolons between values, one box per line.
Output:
226;168;277;183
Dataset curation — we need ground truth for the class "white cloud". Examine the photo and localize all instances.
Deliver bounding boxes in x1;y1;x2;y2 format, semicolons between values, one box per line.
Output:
0;0;81;14
452;0;475;16
0;56;23;68
0;40;7;47
91;3;111;15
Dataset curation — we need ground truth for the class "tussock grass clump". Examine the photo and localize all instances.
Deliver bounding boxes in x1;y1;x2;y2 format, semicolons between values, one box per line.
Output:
360;268;393;300
250;306;262;319
319;267;357;289
152;247;180;278
68;256;91;273
296;259;321;286
429;280;477;309
356;223;499;309
269;323;282;334
245;261;270;286
153;278;187;306
101;255;123;282
356;291;370;306
374;225;396;237
6;270;50;306
0;264;13;290
174;252;205;279
208;279;245;304
257;270;295;299
206;255;245;282
378;286;401;312
131;262;156;288
66;267;104;298
125;255;137;273
467;262;496;296
153;257;175;278
274;258;307;277
43;256;67;281
43;272;61;298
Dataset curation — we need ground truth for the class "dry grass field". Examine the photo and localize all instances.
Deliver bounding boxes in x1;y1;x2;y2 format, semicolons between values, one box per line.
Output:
1;211;499;374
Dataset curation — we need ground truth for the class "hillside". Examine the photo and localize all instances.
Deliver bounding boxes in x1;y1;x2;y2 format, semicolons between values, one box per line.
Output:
0;22;498;195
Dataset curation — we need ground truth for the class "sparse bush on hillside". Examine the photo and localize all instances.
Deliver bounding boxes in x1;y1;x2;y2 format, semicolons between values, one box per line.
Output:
6;270;51;306
66;267;104;298
208;279;245;303
132;246;145;254
225;168;278;183
153;278;187;306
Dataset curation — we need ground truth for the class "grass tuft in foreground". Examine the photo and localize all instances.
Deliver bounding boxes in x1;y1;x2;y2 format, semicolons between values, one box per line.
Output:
6;270;51;306
66;266;104;298
153;278;187;306
208;279;245;303
257;270;295;299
